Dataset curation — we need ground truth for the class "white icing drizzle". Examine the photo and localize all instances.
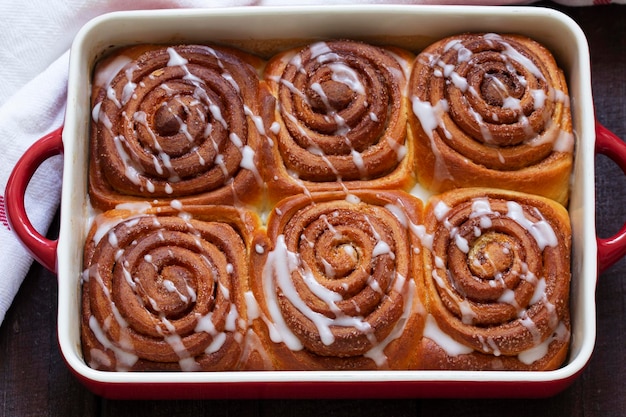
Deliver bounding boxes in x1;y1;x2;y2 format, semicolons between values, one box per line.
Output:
277;41;410;183
506;201;557;250
86;265;139;370
259;197;412;364
411;32;574;174
93;46;269;201
106;86;122;109
424;314;473;356
121;66;138;106
411;97;449;141
327;62;365;95
458;300;477;325
244;291;260;321
518;321;569;365
158;316;201;371
266;234;372;346
433;195;565;360
363;275;415;367
452;229;469;253
433;200;451;221
166;47;202;84
86;39;573;371
91;101;102;123
85;206;250;370
88;315;139;370
554;128;575;153
261;234;304;350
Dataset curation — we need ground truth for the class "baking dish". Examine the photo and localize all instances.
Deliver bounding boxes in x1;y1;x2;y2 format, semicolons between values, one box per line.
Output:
5;5;626;399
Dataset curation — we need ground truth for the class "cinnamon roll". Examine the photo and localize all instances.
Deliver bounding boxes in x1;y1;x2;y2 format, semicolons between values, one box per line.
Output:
419;188;571;370
408;33;574;206
81;36;576;373
262;40;416;202
81;204;262;371
89;44;272;210
249;190;426;370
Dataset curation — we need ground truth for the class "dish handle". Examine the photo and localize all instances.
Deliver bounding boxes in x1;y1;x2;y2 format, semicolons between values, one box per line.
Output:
5;123;626;275
5;126;64;273
595;121;626;274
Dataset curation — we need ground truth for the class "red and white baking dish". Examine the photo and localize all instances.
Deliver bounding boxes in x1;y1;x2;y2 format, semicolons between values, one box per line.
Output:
5;5;626;399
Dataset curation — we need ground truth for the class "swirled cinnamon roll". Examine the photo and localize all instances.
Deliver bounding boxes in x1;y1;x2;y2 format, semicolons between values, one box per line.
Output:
408;33;574;205
81;204;263;371
262;40;416;202
89;44;272;210
419;188;571;370
249;190;426;370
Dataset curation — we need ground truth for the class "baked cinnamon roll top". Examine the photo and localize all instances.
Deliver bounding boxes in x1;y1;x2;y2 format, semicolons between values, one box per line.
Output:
83;34;574;372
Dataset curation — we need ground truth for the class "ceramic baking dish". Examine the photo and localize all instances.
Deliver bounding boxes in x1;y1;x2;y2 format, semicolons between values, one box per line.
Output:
6;5;626;399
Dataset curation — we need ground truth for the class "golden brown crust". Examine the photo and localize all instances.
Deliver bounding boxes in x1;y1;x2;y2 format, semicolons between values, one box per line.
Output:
88;44;271;211
261;40;417;203
249;190;426;370
418;187;571;371
407;33;574;206
419;332;570;371
83;36;575;373
81;204;264;371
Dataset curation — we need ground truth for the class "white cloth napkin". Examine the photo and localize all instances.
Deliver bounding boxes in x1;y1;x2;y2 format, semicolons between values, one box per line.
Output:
0;0;623;326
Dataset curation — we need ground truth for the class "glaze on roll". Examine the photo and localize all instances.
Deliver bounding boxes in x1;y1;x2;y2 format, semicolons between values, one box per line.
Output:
418;188;571;370
262;40;416;203
249;190;426;370
89;44;272;210
408;33;574;206
82;36;575;373
81;204;267;371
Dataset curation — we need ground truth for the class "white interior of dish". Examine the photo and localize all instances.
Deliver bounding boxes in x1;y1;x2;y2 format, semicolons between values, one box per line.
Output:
56;5;597;387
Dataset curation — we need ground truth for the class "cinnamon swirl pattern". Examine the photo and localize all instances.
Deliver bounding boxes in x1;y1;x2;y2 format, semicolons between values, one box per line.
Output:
419;188;571;370
82;35;576;373
249;191;426;370
262;40;416;202
89;44;269;210
81;204;262;371
408;33;574;205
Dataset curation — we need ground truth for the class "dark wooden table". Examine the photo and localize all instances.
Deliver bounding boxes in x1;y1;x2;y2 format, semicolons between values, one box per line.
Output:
1;3;625;416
